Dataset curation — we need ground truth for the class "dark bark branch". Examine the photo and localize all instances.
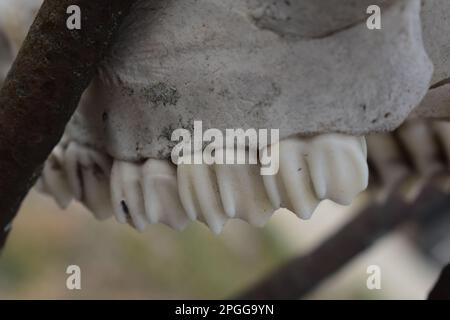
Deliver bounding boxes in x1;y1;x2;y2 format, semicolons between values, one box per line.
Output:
237;187;450;300
0;0;138;250
428;263;450;300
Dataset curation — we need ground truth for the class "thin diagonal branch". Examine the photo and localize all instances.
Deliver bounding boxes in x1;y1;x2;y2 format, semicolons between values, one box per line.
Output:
429;263;450;299
237;187;450;299
0;0;138;250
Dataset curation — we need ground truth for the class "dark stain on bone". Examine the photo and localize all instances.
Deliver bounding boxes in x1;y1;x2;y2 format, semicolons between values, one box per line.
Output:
157;118;195;159
120;200;130;215
102;111;108;123
142;82;181;107
120;200;133;226
158;124;178;142
121;85;135;97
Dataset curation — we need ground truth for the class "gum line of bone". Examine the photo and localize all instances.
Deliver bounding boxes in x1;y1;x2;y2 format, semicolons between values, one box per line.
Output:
36;134;369;233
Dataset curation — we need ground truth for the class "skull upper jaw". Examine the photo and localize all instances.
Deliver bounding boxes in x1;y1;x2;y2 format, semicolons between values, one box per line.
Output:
65;0;432;162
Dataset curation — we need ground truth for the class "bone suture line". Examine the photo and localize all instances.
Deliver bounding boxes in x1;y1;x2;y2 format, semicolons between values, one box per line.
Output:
36;134;369;233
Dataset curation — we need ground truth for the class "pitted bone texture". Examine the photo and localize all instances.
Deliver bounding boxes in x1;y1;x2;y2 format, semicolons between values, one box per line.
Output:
411;0;450;119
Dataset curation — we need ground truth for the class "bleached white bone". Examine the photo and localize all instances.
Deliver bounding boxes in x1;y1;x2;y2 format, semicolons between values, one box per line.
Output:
66;0;432;161
37;134;368;233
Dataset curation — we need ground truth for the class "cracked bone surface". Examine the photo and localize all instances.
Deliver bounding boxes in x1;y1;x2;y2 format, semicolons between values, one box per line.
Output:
32;0;437;232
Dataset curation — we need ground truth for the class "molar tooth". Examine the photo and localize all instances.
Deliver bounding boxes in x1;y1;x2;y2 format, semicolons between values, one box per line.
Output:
177;154;228;234
277;139;320;220
260;134;368;219
214;164;237;218
80;150;113;220
64;143;113;220
259;143;290;209
367;133;409;185
397;121;444;177
141;159;189;231
35;177;49;194
228;164;274;227
110;162;127;224
64;143;84;200
308;134;368;205
261;164;290;210
261;174;282;209
40;146;72;208
432;121;450;165
366;133;410;200
177;163;202;222
177;147;276;232
110;161;147;231
431;121;450;192
141;166;161;224
359;136;367;158
42;154;72;208
213;147;274;226
82;170;113;220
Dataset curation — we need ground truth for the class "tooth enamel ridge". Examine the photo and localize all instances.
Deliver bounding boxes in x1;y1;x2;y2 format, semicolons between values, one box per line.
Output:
36;134;369;233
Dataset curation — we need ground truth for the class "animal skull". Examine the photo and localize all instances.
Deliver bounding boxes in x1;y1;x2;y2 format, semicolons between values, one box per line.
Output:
2;0;450;233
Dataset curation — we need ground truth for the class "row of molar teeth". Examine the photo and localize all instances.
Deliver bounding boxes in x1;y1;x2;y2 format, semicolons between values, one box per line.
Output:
177;148;275;234
65;142;113;221
36;134;369;234
36;141;114;221
262;135;368;216
367;120;450;201
110;160;189;231
176;134;368;233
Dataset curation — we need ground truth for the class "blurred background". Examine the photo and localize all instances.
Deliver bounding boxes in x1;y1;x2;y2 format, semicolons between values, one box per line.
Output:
0;190;442;299
0;0;447;300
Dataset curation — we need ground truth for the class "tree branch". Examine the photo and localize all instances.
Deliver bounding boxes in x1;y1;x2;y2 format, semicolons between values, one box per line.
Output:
0;0;138;250
429;263;450;299
237;187;450;299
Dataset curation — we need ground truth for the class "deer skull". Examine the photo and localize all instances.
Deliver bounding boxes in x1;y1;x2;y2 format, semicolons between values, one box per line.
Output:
3;0;448;233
